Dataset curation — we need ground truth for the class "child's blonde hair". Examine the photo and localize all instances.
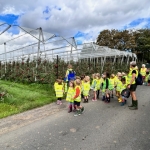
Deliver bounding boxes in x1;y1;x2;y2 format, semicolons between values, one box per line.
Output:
76;76;81;80
69;80;75;88
84;76;90;82
76;79;81;85
110;74;115;78
67;64;72;69
92;73;97;79
96;73;100;79
57;79;62;85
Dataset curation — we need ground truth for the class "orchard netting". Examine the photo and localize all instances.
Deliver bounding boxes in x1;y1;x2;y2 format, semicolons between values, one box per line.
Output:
0;24;137;84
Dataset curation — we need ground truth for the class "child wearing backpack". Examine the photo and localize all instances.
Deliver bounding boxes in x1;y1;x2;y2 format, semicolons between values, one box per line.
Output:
101;72;110;103
65;64;76;82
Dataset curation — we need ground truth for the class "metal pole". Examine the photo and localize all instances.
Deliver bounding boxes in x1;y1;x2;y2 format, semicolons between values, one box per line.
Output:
70;38;73;64
35;27;41;82
57;55;58;79
4;43;6;75
37;27;42;60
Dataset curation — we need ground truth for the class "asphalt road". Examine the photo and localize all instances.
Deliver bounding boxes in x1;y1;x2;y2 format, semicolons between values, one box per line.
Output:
0;86;150;150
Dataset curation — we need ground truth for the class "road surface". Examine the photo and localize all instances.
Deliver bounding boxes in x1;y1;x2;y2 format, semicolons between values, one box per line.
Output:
0;86;150;150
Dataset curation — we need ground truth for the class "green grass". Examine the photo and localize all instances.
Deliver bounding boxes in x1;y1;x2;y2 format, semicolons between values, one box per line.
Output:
0;80;56;119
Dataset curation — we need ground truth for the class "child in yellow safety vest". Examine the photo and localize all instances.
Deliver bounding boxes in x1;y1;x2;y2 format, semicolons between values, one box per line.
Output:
73;79;84;116
102;72;110;103
96;73;101;99
66;81;75;113
109;74;115;98
115;73;123;102
54;79;59;94
91;73;97;101
83;76;90;103
140;64;147;84
55;79;64;105
120;77;128;106
81;75;85;99
114;74;119;97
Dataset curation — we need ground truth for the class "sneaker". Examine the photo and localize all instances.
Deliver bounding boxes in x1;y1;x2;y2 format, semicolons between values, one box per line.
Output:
94;99;97;101
74;113;78;117
92;99;95;101
73;109;76;112
57;100;60;105
74;110;80;116
81;107;84;113
120;102;125;106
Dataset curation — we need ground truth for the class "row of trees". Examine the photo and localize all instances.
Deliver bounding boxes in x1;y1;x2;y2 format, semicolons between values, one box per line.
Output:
96;29;150;62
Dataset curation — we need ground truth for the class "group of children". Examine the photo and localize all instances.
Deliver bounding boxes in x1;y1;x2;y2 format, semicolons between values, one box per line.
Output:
54;69;150;116
54;77;84;116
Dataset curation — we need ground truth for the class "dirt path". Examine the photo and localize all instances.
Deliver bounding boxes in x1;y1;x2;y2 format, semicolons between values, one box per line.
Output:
0;101;67;135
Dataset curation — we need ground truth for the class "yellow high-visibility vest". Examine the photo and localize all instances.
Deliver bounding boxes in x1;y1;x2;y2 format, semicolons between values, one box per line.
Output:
66;87;75;102
55;84;63;98
74;86;81;102
140;68;147;76
109;78;115;90
116;80;122;92
83;82;90;96
127;68;138;85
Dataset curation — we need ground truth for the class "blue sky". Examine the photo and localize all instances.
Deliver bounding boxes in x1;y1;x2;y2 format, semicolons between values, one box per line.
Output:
0;0;150;44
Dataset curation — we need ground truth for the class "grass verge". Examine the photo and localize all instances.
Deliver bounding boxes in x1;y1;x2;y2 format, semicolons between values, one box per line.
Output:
0;80;56;119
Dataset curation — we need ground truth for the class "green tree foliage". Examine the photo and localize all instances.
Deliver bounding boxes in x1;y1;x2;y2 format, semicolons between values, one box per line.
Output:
136;29;150;61
96;29;150;61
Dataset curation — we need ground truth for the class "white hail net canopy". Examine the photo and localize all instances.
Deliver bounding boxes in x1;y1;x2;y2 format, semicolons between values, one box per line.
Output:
0;24;137;63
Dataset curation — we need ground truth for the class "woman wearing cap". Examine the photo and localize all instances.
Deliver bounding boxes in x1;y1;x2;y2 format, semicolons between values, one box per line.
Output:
140;64;147;84
127;61;138;110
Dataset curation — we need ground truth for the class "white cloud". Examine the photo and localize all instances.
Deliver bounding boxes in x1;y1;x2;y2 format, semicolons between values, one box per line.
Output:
0;0;150;42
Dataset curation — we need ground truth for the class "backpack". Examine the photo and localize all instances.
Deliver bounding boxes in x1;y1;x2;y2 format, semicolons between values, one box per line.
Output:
148;74;150;81
121;89;130;98
135;73;143;85
68;70;76;81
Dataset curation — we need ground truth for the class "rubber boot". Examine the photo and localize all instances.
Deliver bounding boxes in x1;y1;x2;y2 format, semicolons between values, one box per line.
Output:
68;105;72;113
129;100;138;110
128;99;134;107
